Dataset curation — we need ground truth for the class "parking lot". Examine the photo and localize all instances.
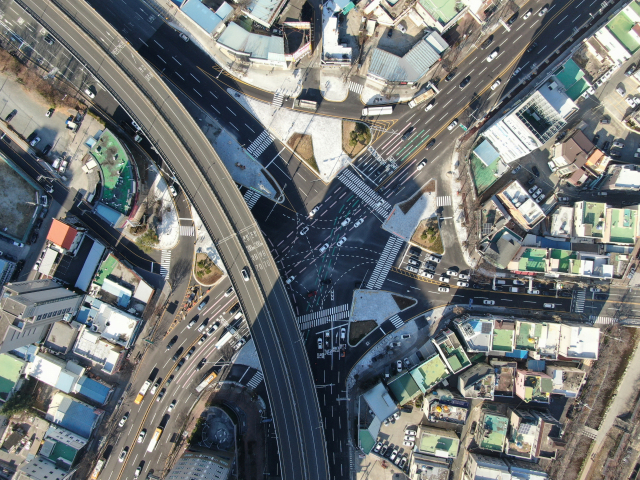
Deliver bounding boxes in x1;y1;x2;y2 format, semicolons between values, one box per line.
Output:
371;406;424;475
396;244;472;289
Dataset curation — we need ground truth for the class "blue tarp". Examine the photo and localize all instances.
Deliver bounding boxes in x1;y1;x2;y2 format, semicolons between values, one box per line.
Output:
505;349;528;359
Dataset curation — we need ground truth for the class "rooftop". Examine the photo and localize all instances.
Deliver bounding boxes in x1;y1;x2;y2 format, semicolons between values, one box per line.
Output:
387;371;422;405
515;322;561;360
46;219;78;250
483;227;523;269
606;207;638;244
417;427;460;459
428;399;468;424
454;319;494;352
46;392;101;439
513;248;547;273
433;329;470;373
575;201;606;238
497;181;546;230
458;364;495;399
550;206;574;238
559;324;600;360
606;3;640;54
608;164;640;189
362;382;398;421
72;327;124;374
410;353;450;394
492;320;515;353
492;361;517;397
477;413;509;452
546;365;585;397
77;296;140;348
506;410;540;459
516;370;553;403
0;353;24;400
241;0;288;27
217;23;286;64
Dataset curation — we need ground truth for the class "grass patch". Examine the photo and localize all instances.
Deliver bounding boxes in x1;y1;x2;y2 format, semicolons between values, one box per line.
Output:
411;217;444;254
342;121;371;158
349;321;377;345
288;133;318;173
392;294;416;311
399;179;436;214
194;252;223;286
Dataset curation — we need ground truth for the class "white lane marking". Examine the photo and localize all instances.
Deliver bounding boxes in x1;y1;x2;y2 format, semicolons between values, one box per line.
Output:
209;90;218;99
153;39;163;49
230;122;239;130
190;73;201;83
157;55;166;63
226;107;237;116
172;56;181;65
193;88;202;97
175;72;184;81
139;38;148;46
211;104;220;114
554;30;564;39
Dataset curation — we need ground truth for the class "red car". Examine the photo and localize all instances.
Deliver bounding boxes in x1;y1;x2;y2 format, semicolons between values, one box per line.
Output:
307;290;317;297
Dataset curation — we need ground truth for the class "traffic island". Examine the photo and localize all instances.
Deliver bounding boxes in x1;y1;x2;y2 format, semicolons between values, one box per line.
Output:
342;121;371;159
194;252;223;286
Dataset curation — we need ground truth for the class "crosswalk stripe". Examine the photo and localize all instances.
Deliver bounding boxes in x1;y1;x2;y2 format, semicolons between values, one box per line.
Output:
272;90;285;107
348;81;363;94
574;289;586;313
590;315;616;325
180;225;195;236
297;304;350;331
247;371;264;389
366;236;404;290
160;250;171;279
436;196;451;207
339;169;391;216
388;314;404;328
247;130;275;158
244;189;261;209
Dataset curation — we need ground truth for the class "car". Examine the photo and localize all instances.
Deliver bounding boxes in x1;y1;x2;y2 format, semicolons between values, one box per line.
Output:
394;454;402;465
188;318;198;329
405;428;417;435
626;96;637;107
336;236;347;246
439;276;450;283
459;273;470;280
168;185;178;197
528;185;537;194
166;336;177;350
84;88;96;99
179;33;189;42
396;360;403;372
422;272;434;279
118;446;129;462
198;326;208;337
424;262;437;271
425;138;436;149
390;342;401;348
399;456;408;469
480;35;494;49
416;159;427;170
390;449;398;461
446;270;458;276
457;281;469;287
601;117;610;124
447;119;459;131
172;347;184;361
407;258;421;267
165;375;174;386
438;287;450;292
444;70;457;82
319;243;329;254
374;441;383;452
483;300;495;305
526;41;537;53
340;217;351;227
237;266;248;281
512;165;521;174
198;299;209;311
512;67;522;77
354;218;364;227
512;280;525;286
523;8;532;19
224;286;234;297
307;290;317;298
558;196;570;202
299;226;309;235
612;141;624;149
404;435;416;442
196;358;207;370
150;380;161;395
317;337;324;350
591;134;599;146
29;136;41;147
626;64;637;76
401;127;415;140
138;429;147;443
533;187;542;197
429;255;441;263
406;266;418;273
340;327;346;340
536;194;545;203
538;6;548;16
286;276;295;284
167;399;177;412
531;166;540;177
425;100;435;111
185;346;196;360
527;289;540;294
119;413;129;427
404;357;411;367
486;50;499;62
134;466;142;478
309;206;320;217
5;109;17;121
616;86;626;96
176;358;186;371
44;33;55;45
380;444;389;456
206;323;219;335
543;303;555;309
12;241;23;248
459;76;471;89
491;79;501;90
45;108;54;117
506;13;517;25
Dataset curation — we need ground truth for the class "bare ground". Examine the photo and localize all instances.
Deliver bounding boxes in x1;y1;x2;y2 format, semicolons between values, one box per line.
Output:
411;217;444;254
287;133;318;172
0;158;38;239
342;121;369;158
194;252;223;286
349;320;378;345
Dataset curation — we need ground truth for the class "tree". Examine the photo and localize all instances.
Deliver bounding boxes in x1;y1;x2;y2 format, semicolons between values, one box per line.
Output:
1;388;35;418
135;226;159;253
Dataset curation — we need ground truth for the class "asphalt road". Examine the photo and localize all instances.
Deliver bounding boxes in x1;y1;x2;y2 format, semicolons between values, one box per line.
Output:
16;1;328;480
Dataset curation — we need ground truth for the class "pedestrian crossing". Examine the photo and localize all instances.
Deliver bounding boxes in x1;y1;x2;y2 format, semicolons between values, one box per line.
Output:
180;225;195;236
590;315;617;325
244;189;261;209
297;304;350;331
160;250;171;279
338;169;391;216
348;81;364;95
436;196;452;207
272;90;285;107
247;130;275;158
573;289;586;313
246;371;264;389
388;314;404;328
366;235;404;290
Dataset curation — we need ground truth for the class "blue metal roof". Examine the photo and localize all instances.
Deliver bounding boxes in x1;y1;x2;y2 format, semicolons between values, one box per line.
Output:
77;376;111;405
181;0;224;34
54;396;99;438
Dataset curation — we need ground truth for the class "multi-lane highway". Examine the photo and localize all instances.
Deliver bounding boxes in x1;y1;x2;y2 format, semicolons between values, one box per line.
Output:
14;1;327;479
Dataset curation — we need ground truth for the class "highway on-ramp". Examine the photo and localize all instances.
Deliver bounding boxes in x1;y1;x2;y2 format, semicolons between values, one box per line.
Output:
16;0;328;478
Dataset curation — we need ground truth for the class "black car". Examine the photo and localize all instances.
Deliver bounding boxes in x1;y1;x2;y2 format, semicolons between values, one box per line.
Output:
459;76;471;89
166;336;178;351
196;358;207;370
401;127;415;140
444;70;457;82
626;64;636;76
506;14;517;25
171;347;184;361
595;293;608;300
409;246;421;256
602;140;610;153
165;375;174;386
425;138;436;150
527;177;536;186
592;134;600;145
42;144;52;155
27;132;37;142
5;109;17;122
526;42;538;53
480;35;494;49
185;346;196;360
560;290;572;297
531;165;540;177
175;358;185;371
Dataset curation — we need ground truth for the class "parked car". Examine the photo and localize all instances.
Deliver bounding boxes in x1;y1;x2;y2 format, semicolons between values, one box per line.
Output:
480;35;494;49
527;289;540;294
119;413;129;427
45;108;54;117
526;41;537;52
446;270;458;276
439;276;449;283
444;70;457;82
396;360;403;372
179;33;189;42
457;281;469;287
5;109;17;121
429;255;441;263
531;166;540;177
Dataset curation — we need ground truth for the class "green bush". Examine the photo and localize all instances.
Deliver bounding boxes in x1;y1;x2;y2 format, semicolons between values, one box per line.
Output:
135;226;159;253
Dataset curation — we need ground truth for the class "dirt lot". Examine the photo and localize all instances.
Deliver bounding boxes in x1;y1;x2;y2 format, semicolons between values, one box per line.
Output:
349;320;377;345
0;157;39;240
194;252;223;286
287;133;318;172
411;217;443;254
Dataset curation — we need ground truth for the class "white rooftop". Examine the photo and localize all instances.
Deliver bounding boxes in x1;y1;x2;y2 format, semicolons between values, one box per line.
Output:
323;16;352;62
559;325;600;360
550;206;574;238
24;353;83;393
613;165;640;189
73;327;123;373
455;319;493;352
83;297;140;348
500;181;545;228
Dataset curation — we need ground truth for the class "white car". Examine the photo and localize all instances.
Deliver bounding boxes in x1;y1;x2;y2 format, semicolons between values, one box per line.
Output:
483;300;495;305
354;218;364;227
137;430;147;443
118;447;128;462
341;217;351;227
528;185;537;194
319;243;329;254
429;255;441;263
512;67;522;77
390;449;398;461
84;88;96;99
456;281;469;287
425;101;435;111
299;226;309;235
404;435;416;442
168;185;177;197
536;194;545;203
417;159;427;170
439;276;450;283
119;413;129;427
405;428;417;435
486;50;499;62
179;33;189;42
421;272;434;279
438;287;450;292
523;9;532;19
396;360;403;372
224;286;234;297
286;276;295;284
447;119;458;131
309;206;320;217
317;337;323;350
538;6;548;16
491;79;501;90
459;273;470;280
626;96;637;107
241;267;250;281
548;161;558;173
403;440;414;447
374;441;383;452
336;236;347;247
446;270;458;276
134;466;142;478
29;136;41;147
528;289;540;294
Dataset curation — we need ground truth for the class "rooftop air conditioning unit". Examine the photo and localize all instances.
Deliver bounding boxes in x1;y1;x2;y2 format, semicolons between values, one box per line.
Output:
549;81;558;90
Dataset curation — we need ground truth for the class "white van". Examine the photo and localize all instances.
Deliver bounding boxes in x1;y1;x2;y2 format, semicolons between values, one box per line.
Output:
543;303;555;309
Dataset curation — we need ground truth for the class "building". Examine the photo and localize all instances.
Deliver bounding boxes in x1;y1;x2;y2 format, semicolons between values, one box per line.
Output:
454;318;494;353
410;455;451;480
559;324;600;360
0;353;25;403
240;0;288;27
0;280;83;353
604;205;639;245
24;352;84;393
46;392;104;439
604;164;640;190
549;206;574;238
574;201;607;240
492;360;517;397
426;390;468;425
551;130;596;183
432;329;470;374
492;319;516;354
216;23;287;69
409;353;451;394
323;15;351;65
362;382;398;422
13;456;71;480
76;296;141;349
475;411;509;453
515;370;553;403
481;227;523;269
72;326;126;375
495;181;546;231
387;371;422;406
166;449;232;480
415;426;460;459
44;321;79;354
0;257;16;287
514;321;561;360
463;453;511;480
180;0;231;37
457;364;495;400
39;424;88;470
74;375;115;406
506;409;540;459
546;365;585;398
46;219;85;256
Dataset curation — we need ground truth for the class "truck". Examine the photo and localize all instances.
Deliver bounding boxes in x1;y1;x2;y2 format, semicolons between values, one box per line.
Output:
215;327;237;350
408;82;440;108
89;458;105;480
135;380;151;405
146;427;163;453
361;106;393;116
195;372;218;393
